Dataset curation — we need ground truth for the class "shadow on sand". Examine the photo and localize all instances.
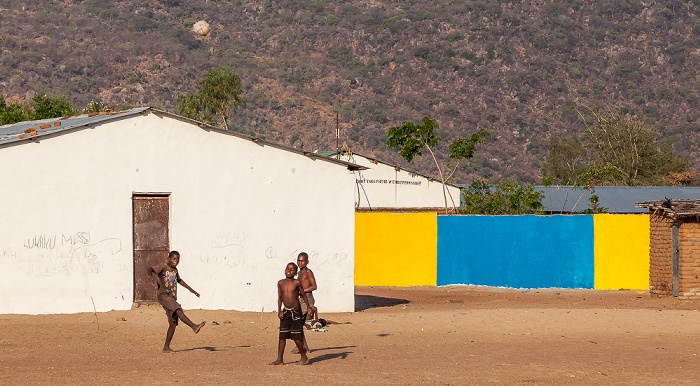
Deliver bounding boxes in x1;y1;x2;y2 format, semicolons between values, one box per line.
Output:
307;351;352;364
176;345;250;353
354;294;409;312
309;345;357;353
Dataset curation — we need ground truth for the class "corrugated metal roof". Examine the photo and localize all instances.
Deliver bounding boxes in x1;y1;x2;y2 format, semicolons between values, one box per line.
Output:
0;107;366;171
454;184;700;213
0;107;150;145
532;186;700;213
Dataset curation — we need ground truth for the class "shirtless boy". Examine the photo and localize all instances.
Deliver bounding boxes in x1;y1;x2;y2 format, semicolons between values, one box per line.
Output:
296;252;317;353
148;251;206;353
270;262;312;365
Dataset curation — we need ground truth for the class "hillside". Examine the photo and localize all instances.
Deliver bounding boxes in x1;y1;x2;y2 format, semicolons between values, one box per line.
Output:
0;0;698;183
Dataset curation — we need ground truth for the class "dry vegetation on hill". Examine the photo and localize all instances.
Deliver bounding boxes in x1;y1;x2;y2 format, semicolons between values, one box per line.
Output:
0;0;698;183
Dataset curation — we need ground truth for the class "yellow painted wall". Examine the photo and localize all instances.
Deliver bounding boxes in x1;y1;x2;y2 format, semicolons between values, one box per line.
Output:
594;214;650;290
355;212;437;286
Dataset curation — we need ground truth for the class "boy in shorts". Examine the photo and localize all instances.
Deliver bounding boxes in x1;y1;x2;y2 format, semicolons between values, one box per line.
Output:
270;262;312;365
296;252;317;353
148;250;206;353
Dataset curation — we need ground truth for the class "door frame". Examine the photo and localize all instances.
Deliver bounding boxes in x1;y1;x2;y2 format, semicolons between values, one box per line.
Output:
132;192;172;304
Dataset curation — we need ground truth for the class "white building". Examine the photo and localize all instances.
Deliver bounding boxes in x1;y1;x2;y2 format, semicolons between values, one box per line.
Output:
319;150;461;212
0;108;362;314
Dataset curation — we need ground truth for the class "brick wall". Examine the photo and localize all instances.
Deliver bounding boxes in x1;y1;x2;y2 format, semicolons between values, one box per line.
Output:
649;209;673;297
679;219;700;298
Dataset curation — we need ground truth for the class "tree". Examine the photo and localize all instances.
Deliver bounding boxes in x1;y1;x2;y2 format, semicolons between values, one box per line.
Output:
574;105;689;185
541;136;586;184
177;68;245;129
461;180;544;214
0;94;76;124
386;117;490;214
0;95;30;125
30;94;77;120
569;164;625;213
83;100;112;114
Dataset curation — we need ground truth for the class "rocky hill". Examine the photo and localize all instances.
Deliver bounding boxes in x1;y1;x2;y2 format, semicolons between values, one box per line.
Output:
0;0;698;183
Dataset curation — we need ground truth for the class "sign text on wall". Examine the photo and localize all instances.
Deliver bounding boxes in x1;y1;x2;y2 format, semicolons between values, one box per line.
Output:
357;179;422;185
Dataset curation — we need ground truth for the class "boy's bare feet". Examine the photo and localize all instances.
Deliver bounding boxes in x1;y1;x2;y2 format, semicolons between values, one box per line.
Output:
269;360;284;365
162;348;175;353
297;356;309;365
193;321;206;334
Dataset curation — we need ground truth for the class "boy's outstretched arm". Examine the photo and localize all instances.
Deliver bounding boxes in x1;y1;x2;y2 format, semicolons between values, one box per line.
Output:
178;279;200;297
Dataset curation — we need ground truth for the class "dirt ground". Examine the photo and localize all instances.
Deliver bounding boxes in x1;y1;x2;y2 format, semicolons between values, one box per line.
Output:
2;286;700;385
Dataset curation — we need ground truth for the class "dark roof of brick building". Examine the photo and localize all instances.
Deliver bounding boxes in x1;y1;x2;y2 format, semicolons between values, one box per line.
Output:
635;199;700;218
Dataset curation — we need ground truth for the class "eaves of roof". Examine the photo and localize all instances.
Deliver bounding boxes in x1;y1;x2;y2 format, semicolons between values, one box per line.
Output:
0;107;366;172
635;198;700;218
0;107;151;145
319;149;460;189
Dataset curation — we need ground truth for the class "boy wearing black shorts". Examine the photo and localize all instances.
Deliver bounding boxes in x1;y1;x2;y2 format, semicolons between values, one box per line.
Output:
269;262;312;365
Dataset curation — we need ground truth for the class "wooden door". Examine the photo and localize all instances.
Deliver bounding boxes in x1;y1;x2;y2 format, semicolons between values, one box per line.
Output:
133;195;170;303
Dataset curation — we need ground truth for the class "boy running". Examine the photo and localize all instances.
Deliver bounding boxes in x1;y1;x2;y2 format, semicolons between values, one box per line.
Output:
270;262;312;365
148;250;206;353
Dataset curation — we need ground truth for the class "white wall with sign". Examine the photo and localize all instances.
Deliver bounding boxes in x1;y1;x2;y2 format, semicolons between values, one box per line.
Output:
0;110;357;314
337;153;461;210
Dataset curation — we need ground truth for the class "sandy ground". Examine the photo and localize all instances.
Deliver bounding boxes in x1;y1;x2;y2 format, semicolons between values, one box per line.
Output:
2;286;700;385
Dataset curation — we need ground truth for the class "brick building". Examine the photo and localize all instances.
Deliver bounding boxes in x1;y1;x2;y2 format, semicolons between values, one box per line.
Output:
636;199;700;298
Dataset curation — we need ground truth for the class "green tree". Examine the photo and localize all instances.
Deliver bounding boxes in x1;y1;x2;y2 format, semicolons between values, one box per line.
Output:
0;95;30;125
569;164;625;213
541;136;587;184
386;117;490;214
30;94;77;120
574;105;689;185
177;68;245;130
83;100;111;113
461;180;544;214
0;94;76;124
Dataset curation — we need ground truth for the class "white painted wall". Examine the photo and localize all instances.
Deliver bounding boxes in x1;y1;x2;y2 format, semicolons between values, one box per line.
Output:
339;153;461;209
0;112;356;314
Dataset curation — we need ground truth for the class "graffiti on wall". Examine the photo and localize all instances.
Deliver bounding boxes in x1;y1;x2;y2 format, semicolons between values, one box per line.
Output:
193;231;250;268
0;231;124;277
191;232;351;278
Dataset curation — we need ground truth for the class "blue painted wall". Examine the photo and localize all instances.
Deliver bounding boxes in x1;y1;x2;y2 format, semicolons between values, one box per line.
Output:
437;215;594;288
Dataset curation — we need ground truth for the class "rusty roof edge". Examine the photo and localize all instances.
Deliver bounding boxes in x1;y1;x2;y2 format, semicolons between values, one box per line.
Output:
0;107;366;171
149;109;367;171
0;107;365;171
0;107;152;148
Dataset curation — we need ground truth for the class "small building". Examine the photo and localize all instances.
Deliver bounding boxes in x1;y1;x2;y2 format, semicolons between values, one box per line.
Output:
0;108;363;314
318;150;461;212
635;199;700;298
